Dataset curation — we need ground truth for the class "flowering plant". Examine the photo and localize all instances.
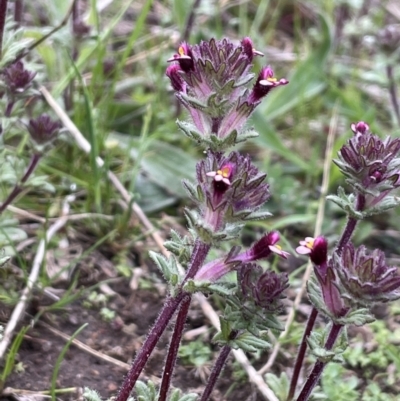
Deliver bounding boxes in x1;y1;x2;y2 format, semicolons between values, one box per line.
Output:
103;37;400;401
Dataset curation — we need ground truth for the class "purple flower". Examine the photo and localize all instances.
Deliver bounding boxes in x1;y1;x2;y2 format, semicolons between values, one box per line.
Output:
247;66;289;104
239;264;288;311
315;260;348;318
241;37;264;62
192;151;269;231
334;122;400;207
166;64;186;93
297;237;346;317
166;38;288;141
233;231;290;262
194;232;289;282
335;244;400;304
28;114;61;145
350;121;369;135
206;163;234;186
296;236;328;266
3;61;36;94
167;42;194;72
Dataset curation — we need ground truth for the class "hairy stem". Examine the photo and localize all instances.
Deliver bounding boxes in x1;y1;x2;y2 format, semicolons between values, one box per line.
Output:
295;323;343;401
0;153;41;215
183;239;211;281
116;240;210;401
287;307;318;401
158;295;192;401
200;331;237;401
335;193;365;256
115;293;186;401
289;193;365;400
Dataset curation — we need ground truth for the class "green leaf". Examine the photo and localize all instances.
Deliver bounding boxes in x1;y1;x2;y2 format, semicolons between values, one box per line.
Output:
233;332;271;352
177;394;199;401
149;251;180;284
265;372;290;401
138;141;197;198
337;308;375;327
83;388;102;401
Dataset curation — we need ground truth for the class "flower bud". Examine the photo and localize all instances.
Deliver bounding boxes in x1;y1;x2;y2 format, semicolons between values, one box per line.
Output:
239;263;288;312
334;122;400;207
28;114;61;145
3;61;36;95
335;244;400;304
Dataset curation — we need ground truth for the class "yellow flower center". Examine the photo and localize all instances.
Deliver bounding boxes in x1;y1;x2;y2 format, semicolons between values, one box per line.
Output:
306;238;315;249
218;166;231;178
267;77;277;82
178;46;185;56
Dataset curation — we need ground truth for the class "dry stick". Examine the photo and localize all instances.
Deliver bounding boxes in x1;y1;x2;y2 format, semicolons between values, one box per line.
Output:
258;105;339;377
40;86;279;401
0;195;74;360
38;320;130;370
40;86;167;255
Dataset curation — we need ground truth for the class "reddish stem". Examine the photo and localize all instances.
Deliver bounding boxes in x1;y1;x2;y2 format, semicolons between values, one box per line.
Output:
158;295;191;401
288;193;366;400
200;331;237;401
295;323;343;401
287;307;318;401
335;194;365;256
14;0;23;24
115;240;210;401
115;293;186;401
0;153;41;215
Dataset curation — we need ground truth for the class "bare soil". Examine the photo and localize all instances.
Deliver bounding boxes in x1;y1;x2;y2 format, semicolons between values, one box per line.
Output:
0;265;257;401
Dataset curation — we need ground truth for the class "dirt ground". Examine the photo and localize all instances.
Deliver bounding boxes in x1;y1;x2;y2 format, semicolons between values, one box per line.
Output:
0;263;260;401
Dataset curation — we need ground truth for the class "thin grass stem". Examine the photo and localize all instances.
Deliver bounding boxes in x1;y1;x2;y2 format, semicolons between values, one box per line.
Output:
0;0;7;59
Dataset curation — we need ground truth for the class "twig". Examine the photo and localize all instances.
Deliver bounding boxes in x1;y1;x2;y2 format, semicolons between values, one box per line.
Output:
0;195;74;360
38;320;130;370
7;204;114;223
258;104;338;376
